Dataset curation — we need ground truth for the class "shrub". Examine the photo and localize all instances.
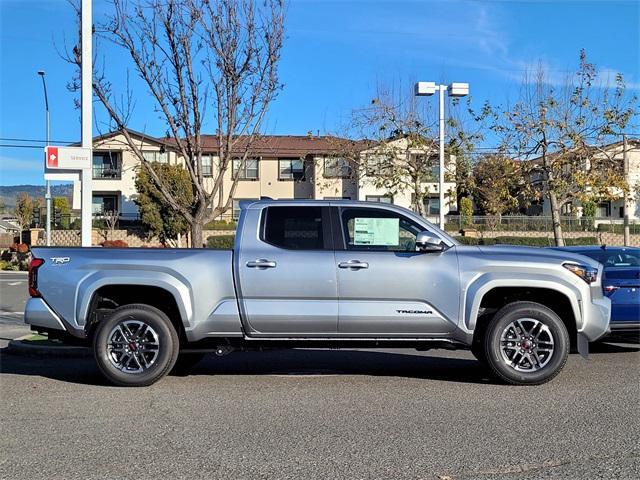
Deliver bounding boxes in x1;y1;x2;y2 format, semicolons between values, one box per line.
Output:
101;239;129;248
206;235;235;249
1;262;19;271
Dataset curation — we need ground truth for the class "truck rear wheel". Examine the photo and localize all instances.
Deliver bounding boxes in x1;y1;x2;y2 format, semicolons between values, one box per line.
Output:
483;301;569;385
93;304;179;387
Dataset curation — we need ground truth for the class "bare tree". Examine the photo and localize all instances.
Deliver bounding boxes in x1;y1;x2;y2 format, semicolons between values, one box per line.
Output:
102;209;120;241
343;86;482;216
65;0;285;247
491;50;637;246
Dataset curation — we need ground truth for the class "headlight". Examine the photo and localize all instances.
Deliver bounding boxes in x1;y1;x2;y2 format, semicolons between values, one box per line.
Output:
563;263;598;284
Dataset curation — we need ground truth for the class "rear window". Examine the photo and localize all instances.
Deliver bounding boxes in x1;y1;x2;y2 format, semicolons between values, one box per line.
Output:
262;206;326;250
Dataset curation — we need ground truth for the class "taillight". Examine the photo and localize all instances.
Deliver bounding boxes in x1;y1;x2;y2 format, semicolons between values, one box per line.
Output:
28;258;45;297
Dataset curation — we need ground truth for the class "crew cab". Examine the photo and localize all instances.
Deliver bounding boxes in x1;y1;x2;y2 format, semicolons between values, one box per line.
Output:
25;200;611;386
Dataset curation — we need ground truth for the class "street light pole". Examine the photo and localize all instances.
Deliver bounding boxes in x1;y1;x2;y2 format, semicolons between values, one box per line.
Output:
415;81;469;229
438;85;445;229
37;70;51;246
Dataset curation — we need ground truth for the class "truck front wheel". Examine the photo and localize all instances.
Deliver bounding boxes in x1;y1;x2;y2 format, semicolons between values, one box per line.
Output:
93;304;179;387
483;301;570;385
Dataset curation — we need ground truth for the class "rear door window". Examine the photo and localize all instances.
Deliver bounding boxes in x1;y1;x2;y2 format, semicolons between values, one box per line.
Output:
262;206;330;250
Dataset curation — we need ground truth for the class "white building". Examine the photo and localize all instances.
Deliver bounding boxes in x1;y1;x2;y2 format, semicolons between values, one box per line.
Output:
73;130;457;222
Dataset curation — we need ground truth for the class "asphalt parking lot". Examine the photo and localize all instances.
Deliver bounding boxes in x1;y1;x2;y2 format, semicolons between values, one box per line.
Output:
2;338;639;479
1;273;639;479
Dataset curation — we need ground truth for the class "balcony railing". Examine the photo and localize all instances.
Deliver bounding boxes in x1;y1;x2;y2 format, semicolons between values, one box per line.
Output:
93;165;122;179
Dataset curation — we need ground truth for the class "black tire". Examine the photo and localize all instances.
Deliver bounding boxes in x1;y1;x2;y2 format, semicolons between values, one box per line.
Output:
93;304;179;387
483;301;570;386
170;352;206;376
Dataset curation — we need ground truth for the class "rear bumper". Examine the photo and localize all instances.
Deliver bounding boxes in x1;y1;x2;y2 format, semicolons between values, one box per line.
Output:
24;298;86;338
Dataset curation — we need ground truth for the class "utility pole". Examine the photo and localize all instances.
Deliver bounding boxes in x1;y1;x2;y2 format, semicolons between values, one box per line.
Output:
623;135;630;246
37;71;51;246
81;0;93;246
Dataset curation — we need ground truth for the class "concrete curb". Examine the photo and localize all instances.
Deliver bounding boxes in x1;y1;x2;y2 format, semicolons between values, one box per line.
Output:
5;336;91;358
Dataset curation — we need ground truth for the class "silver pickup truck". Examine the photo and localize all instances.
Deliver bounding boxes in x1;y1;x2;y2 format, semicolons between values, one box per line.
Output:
25;200;610;386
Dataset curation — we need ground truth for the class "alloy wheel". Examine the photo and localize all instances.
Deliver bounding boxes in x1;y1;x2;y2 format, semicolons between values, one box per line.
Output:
106;320;160;373
499;318;555;372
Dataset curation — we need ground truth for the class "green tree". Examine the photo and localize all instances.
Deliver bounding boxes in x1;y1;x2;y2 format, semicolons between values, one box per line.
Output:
459;197;473;228
490;50;637;245
135;162;193;246
14;192;38;243
582;200;596;231
53;197;71;229
472;154;531;217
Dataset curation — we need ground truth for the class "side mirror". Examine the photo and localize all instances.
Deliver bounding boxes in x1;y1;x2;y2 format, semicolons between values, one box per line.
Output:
416;231;444;252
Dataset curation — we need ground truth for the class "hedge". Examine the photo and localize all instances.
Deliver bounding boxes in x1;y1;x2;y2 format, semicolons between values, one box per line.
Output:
454;236;599;247
596;223;640;234
206;235;235;249
204;220;237;231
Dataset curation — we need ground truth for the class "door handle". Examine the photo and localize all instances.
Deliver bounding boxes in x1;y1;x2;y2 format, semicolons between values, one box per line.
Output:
246;259;277;269
338;260;369;269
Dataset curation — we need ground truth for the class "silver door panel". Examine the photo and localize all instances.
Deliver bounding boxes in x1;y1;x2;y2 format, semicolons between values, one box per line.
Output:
243;299;338;334
336;250;459;334
338;300;453;334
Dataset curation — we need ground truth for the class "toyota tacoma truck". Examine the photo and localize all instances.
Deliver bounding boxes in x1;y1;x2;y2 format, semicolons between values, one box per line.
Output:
25;200;611;387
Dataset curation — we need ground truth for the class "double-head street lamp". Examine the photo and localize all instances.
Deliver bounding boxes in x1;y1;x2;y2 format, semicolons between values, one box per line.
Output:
37;70;51;246
414;81;469;228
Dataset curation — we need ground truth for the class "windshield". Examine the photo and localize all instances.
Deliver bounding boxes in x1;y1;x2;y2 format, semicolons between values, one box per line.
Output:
573;248;640;267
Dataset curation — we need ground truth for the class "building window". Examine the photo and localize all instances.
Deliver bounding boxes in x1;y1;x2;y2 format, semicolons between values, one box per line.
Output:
365;195;392;203
93;151;121;179
425;197;440;216
561;202;573;215
202;155;213;177
324;157;351;178
232;158;259;180
279;158;305;180
597;202;611;217
92;194;118;215
142;150;168;164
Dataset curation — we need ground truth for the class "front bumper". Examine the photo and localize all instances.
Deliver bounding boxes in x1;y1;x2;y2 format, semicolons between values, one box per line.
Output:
24;298;86;338
578;296;611;342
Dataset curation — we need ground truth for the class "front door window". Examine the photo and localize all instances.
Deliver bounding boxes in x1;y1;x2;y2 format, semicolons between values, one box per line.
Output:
341;207;425;252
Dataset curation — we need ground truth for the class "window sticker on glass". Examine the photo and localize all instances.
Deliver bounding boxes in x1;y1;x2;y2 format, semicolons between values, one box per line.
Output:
353;217;400;246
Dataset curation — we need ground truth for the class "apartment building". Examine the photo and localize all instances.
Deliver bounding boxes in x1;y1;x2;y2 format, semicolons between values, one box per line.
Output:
73;129;457;221
529;139;640;220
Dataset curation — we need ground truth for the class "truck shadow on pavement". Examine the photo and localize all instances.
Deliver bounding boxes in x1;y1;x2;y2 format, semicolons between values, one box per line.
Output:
2;343;637;387
0;348;498;386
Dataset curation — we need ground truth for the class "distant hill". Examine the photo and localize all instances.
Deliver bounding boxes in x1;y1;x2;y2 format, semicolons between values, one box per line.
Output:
0;184;74;210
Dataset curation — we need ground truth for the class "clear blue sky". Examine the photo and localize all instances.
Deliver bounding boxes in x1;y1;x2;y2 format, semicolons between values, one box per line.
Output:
1;0;639;185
